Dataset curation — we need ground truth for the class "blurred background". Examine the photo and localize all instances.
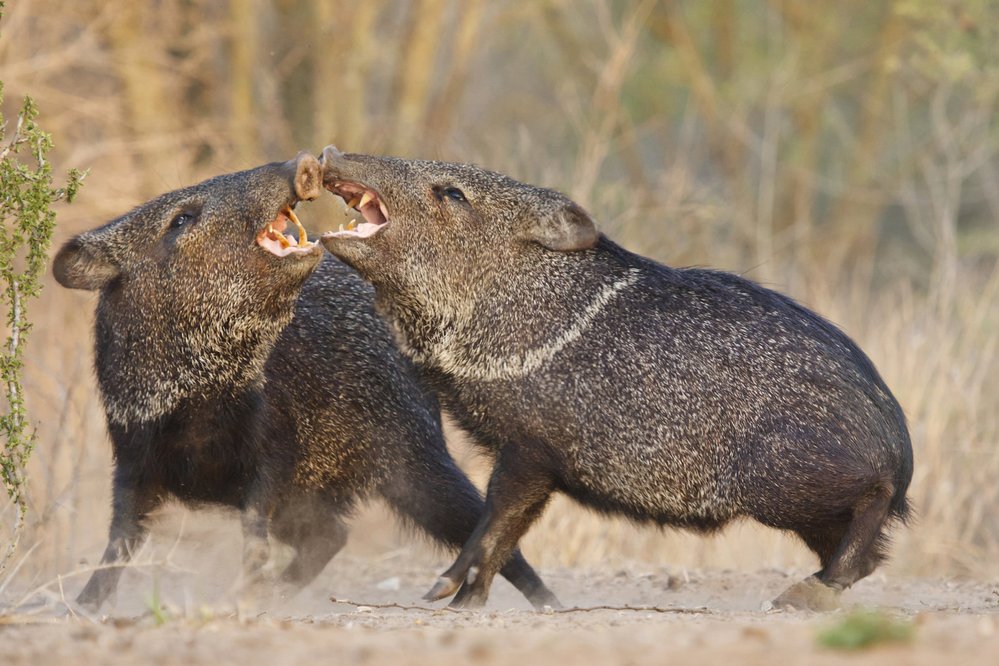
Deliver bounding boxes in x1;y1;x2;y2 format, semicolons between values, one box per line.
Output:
2;0;998;600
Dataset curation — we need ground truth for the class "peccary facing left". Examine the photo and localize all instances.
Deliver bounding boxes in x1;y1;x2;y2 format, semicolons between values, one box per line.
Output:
52;153;556;610
317;146;914;611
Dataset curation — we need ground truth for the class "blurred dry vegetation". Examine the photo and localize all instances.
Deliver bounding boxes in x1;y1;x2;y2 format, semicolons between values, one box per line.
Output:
2;0;998;599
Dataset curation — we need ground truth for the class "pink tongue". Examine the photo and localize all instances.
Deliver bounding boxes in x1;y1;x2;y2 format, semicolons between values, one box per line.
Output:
328;220;383;239
257;234;308;257
354;222;382;238
360;202;386;225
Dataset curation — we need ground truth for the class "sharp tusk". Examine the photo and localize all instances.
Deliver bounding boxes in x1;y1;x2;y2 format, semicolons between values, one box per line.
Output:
347;196;361;209
285;207;309;246
359;191;375;208
346;220;357;231
339;223;344;232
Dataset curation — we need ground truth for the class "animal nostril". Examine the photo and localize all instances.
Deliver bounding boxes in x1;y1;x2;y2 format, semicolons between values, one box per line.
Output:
295;152;322;201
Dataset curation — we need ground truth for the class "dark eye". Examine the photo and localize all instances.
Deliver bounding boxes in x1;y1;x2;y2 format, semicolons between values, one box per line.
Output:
169;212;195;229
443;187;467;203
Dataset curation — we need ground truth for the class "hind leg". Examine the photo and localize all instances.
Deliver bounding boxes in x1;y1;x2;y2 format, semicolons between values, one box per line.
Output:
770;524;846;611
820;489;892;588
798;523;847;577
270;500;349;596
774;486;894;611
277;517;348;591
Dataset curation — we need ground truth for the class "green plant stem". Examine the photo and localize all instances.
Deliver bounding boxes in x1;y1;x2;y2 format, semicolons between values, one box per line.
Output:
0;82;84;573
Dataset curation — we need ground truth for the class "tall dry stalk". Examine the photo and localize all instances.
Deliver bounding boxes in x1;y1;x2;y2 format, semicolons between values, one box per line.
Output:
391;0;448;154
229;0;261;165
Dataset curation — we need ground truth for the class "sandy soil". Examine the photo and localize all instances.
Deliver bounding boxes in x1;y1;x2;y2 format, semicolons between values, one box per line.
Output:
2;554;997;666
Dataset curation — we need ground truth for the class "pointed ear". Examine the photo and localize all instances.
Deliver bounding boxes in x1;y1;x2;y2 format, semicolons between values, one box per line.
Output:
52;233;120;290
522;202;598;252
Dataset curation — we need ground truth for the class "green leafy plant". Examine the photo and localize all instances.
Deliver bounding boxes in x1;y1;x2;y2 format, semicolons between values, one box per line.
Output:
0;1;86;572
146;574;171;626
816;610;915;651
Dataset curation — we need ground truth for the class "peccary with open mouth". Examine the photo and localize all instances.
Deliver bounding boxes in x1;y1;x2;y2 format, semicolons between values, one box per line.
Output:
53;152;557;610
317;146;913;611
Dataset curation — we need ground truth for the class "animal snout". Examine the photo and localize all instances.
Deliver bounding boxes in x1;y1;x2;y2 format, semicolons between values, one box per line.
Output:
293;151;322;202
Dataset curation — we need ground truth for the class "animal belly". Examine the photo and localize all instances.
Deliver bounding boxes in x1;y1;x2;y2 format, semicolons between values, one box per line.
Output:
158;453;248;506
565;433;737;526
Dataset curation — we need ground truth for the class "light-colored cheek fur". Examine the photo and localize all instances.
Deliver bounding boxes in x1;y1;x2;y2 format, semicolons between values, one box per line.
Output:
98;273;297;426
101;311;291;425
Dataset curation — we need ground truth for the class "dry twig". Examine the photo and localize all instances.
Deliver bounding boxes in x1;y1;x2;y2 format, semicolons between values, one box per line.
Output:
330;596;708;615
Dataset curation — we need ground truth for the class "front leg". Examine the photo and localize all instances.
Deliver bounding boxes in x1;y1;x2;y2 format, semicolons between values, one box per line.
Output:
240;502;272;588
237;471;282;597
76;472;160;610
378;438;559;609
423;447;556;609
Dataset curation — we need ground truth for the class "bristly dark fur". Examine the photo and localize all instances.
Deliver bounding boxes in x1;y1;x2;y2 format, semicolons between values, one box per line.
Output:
52;155;557;610
318;148;914;610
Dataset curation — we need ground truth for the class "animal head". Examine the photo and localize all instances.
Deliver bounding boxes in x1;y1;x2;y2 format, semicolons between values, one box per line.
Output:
53;152;324;424
317;146;598;316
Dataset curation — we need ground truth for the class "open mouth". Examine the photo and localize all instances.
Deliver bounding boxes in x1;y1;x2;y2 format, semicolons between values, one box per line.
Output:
255;204;318;257
324;182;389;239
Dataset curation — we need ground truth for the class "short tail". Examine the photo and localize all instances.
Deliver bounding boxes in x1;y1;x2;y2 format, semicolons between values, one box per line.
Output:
883;392;914;524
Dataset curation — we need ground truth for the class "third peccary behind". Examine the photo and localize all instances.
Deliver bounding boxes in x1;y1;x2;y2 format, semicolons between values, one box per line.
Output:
318;146;913;611
52;153;556;610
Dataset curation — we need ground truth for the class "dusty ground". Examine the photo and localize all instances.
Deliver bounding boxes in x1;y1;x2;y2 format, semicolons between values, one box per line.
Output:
2;553;997;666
